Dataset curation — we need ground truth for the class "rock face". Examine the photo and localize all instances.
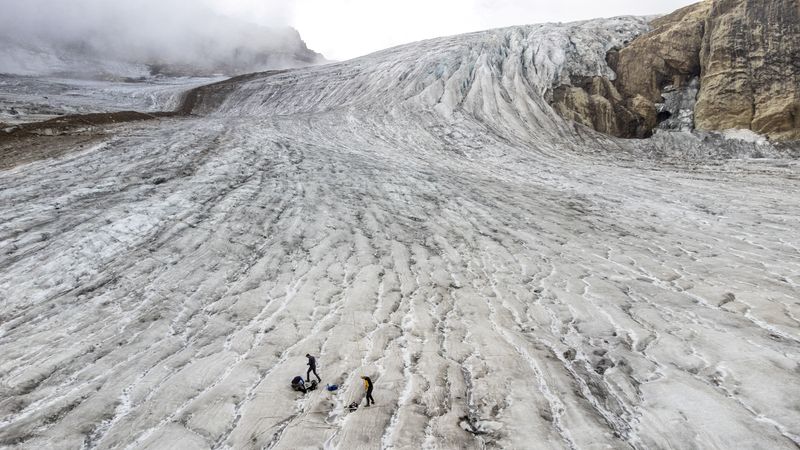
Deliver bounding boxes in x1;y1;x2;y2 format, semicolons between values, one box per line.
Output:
614;2;711;104
551;0;800;141
551;2;710;139
551;76;656;138
696;0;800;140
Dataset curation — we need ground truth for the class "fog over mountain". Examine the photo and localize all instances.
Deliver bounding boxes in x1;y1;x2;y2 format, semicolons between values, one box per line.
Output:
0;0;323;78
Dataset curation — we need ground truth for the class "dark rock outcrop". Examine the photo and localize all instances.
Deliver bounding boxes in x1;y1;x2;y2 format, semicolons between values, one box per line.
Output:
551;76;656;138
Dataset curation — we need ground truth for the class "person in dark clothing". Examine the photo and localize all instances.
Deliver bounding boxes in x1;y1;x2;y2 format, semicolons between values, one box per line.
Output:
361;376;375;406
291;376;307;393
306;354;321;382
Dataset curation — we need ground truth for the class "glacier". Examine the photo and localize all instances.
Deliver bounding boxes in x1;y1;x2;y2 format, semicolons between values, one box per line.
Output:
0;17;799;450
0;76;223;125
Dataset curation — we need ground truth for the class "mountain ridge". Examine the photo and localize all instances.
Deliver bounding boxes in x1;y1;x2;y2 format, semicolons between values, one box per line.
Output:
0;13;325;79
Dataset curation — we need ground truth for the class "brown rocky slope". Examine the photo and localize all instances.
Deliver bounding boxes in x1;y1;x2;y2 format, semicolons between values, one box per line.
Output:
552;0;800;141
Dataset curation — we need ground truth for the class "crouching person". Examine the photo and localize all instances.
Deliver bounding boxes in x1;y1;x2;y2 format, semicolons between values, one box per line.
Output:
291;376;307;393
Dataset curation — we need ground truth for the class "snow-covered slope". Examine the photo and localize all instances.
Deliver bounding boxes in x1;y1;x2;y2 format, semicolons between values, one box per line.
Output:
0;17;798;450
195;19;644;141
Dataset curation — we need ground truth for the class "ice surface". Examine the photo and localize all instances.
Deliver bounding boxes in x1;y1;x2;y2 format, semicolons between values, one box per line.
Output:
0;76;221;125
0;17;798;450
656;78;700;133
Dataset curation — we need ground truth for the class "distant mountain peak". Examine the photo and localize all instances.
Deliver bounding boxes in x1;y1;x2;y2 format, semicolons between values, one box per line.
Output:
0;10;325;79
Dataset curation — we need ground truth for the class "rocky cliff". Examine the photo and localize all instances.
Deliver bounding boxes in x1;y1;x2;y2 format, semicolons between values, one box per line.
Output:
552;0;800;141
696;0;800;140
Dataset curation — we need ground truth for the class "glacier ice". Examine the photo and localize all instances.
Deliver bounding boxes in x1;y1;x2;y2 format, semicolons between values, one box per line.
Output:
0;17;798;450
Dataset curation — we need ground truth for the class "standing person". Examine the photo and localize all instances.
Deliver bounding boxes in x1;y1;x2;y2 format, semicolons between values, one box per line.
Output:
306;354;321;383
361;376;375;407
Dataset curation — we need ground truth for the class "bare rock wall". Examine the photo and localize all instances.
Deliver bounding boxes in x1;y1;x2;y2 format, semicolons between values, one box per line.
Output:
551;0;800;141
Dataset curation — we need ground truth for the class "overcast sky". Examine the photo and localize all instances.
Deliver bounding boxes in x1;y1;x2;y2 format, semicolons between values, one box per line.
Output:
1;0;701;63
211;0;700;60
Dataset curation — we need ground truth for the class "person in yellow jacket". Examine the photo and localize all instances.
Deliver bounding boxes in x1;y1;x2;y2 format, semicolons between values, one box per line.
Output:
361;376;375;406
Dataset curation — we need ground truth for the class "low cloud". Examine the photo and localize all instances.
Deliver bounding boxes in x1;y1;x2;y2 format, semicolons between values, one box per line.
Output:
0;0;317;76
